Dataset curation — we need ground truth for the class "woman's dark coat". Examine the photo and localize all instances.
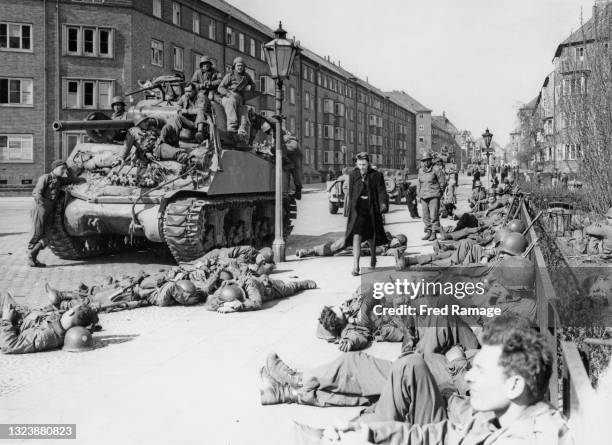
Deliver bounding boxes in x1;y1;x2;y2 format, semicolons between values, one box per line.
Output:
344;167;388;247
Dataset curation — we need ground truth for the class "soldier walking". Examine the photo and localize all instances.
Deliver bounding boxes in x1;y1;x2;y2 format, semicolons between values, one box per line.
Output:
416;151;446;241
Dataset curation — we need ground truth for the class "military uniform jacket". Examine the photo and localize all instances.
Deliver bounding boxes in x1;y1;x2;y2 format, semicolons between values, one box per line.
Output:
0;310;65;354
364;401;572;445
217;71;255;96
190;69;222;92
32;173;71;202
417;165;446;200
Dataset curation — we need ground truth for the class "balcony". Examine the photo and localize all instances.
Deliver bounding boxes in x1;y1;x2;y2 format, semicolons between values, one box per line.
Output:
559;58;590;74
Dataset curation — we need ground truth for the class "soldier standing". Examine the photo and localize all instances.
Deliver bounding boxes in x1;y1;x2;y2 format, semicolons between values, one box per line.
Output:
28;160;79;267
217;57;255;136
416;151;446;241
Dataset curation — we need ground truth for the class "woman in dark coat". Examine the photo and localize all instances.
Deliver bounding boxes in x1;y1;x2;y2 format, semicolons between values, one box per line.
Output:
345;152;388;275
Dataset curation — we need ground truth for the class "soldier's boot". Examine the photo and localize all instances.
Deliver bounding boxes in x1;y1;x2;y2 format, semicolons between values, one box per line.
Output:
427;231;437;242
295;248;315;258
260;367;299;405
421;230;431;241
299;280;317;290
293;184;302;200
265;353;303;388
45;283;71;308
195;122;206;143
237;114;248;137
27;241;46;268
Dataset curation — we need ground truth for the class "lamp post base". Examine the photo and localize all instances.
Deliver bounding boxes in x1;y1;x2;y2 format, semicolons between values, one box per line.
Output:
272;238;286;263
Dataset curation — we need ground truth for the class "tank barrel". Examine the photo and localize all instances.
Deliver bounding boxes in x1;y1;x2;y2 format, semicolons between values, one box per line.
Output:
52;120;133;132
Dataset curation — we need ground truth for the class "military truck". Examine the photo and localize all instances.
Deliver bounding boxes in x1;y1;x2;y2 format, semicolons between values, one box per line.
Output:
48;75;297;263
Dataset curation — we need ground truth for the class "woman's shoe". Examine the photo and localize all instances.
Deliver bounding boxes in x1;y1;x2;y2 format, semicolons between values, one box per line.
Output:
370;257;377;268
351;268;360;276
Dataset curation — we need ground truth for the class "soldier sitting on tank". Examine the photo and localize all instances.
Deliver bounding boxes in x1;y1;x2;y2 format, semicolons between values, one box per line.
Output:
155;115;193;163
28;159;83;268
250;111;303;199
206;274;317;313
296;233;407;258
177;82;208;143
0;299;98;354
110;95;129;142
118;116;159;165
395;231;528;270
218;57;256;136
191;56;222;114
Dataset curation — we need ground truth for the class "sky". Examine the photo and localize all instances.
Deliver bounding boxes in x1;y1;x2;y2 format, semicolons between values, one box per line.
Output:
228;0;593;146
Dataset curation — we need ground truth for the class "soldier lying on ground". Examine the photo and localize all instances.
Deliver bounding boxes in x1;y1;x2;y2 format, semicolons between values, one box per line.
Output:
205;274;317;313
296;234;407;258
45;273;203;312
317;315;570;445
182;245;275;276
0;294;98;354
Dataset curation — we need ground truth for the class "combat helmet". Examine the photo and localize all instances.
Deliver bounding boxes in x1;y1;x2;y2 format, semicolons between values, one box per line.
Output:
499;232;528;256
111;95;126;107
63;326;94;352
218;284;246;303
494;227;512;245
507;219;526;234
174;280;199;305
199;55;212;67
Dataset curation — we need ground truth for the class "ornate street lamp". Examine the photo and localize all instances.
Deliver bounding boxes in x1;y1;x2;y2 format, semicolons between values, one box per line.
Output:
264;22;300;262
482;128;493;184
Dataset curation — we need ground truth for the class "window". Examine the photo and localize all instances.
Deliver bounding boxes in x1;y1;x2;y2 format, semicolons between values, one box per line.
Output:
151;39;163;66
238;33;245;52
323;151;333;164
324;125;333;139
358;111;364;124
317;98;322;113
349;131;354;144
334;102;345;116
259;76;275;95
192;12;200;34
63;78;113;109
0;22;32;51
260;42;266;61
0;78;33;106
418;136;424;143
317;123;322;138
289;87;295;104
323;99;334;114
289;117;296;133
358;132;363;144
310;122;315;137
304;148;311;165
62;132;87;159
576;46;584;61
250;38;255;57
334;127;345;141
172;46;184;71
172;2;181;26
304;120;310;137
208;20;216;40
63;26;114;57
418;124;424;131
304;92;310;110
226;26;234;46
153;0;162;18
0;134;33;162
303;66;308;80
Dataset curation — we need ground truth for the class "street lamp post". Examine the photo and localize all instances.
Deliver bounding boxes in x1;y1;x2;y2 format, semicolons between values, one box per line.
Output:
264;22;300;263
482;128;493;185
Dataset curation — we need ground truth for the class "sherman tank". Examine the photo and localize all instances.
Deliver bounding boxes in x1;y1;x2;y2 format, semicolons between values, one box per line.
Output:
49;75;297;263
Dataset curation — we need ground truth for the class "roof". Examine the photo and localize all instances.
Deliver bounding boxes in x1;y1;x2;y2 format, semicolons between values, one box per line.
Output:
552;6;612;59
300;47;355;79
385;90;431;113
203;0;275;38
520;96;539;110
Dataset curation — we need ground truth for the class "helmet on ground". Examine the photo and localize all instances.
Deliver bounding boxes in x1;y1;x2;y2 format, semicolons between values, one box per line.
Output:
491;256;536;290
218;270;234;281
494;227;512;245
176;280;196;295
499;232;528;256
199;55;212;67
174;280;199;305
111;96;126;107
233;56;245;66
218;284;245;303
507;219;526;234
606;207;612;219
420;151;433;161
63;327;94;352
258;247;274;264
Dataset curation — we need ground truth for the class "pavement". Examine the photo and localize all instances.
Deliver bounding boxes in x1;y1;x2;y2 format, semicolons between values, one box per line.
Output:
0;176;473;445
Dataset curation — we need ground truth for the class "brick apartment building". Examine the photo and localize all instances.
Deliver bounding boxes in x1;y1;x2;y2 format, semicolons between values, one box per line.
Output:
0;0;425;189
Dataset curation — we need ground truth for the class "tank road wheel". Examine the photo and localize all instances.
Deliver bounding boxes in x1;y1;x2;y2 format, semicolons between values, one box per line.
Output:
162;198;213;263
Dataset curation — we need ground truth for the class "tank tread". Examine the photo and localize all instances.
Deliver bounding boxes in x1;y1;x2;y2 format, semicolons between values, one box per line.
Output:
47;195;151;260
162;194;297;263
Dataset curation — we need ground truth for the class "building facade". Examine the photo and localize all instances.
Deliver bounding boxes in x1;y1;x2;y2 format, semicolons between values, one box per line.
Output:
431;113;460;162
0;0;426;188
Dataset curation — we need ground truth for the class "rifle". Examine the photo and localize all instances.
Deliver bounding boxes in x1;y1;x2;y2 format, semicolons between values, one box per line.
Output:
91;280;143;303
522;237;539;258
126;74;186;102
98;299;148;312
522;210;544;236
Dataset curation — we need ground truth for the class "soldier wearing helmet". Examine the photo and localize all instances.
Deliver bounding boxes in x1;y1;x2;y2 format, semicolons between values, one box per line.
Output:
506;219;526;234
584;207;612;255
190;55;222;110
110;95;128;142
176;82;209;143
295;232;408;258
498;232;528;256
0;302;98;354
207;274;317;313
217;56;256;135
